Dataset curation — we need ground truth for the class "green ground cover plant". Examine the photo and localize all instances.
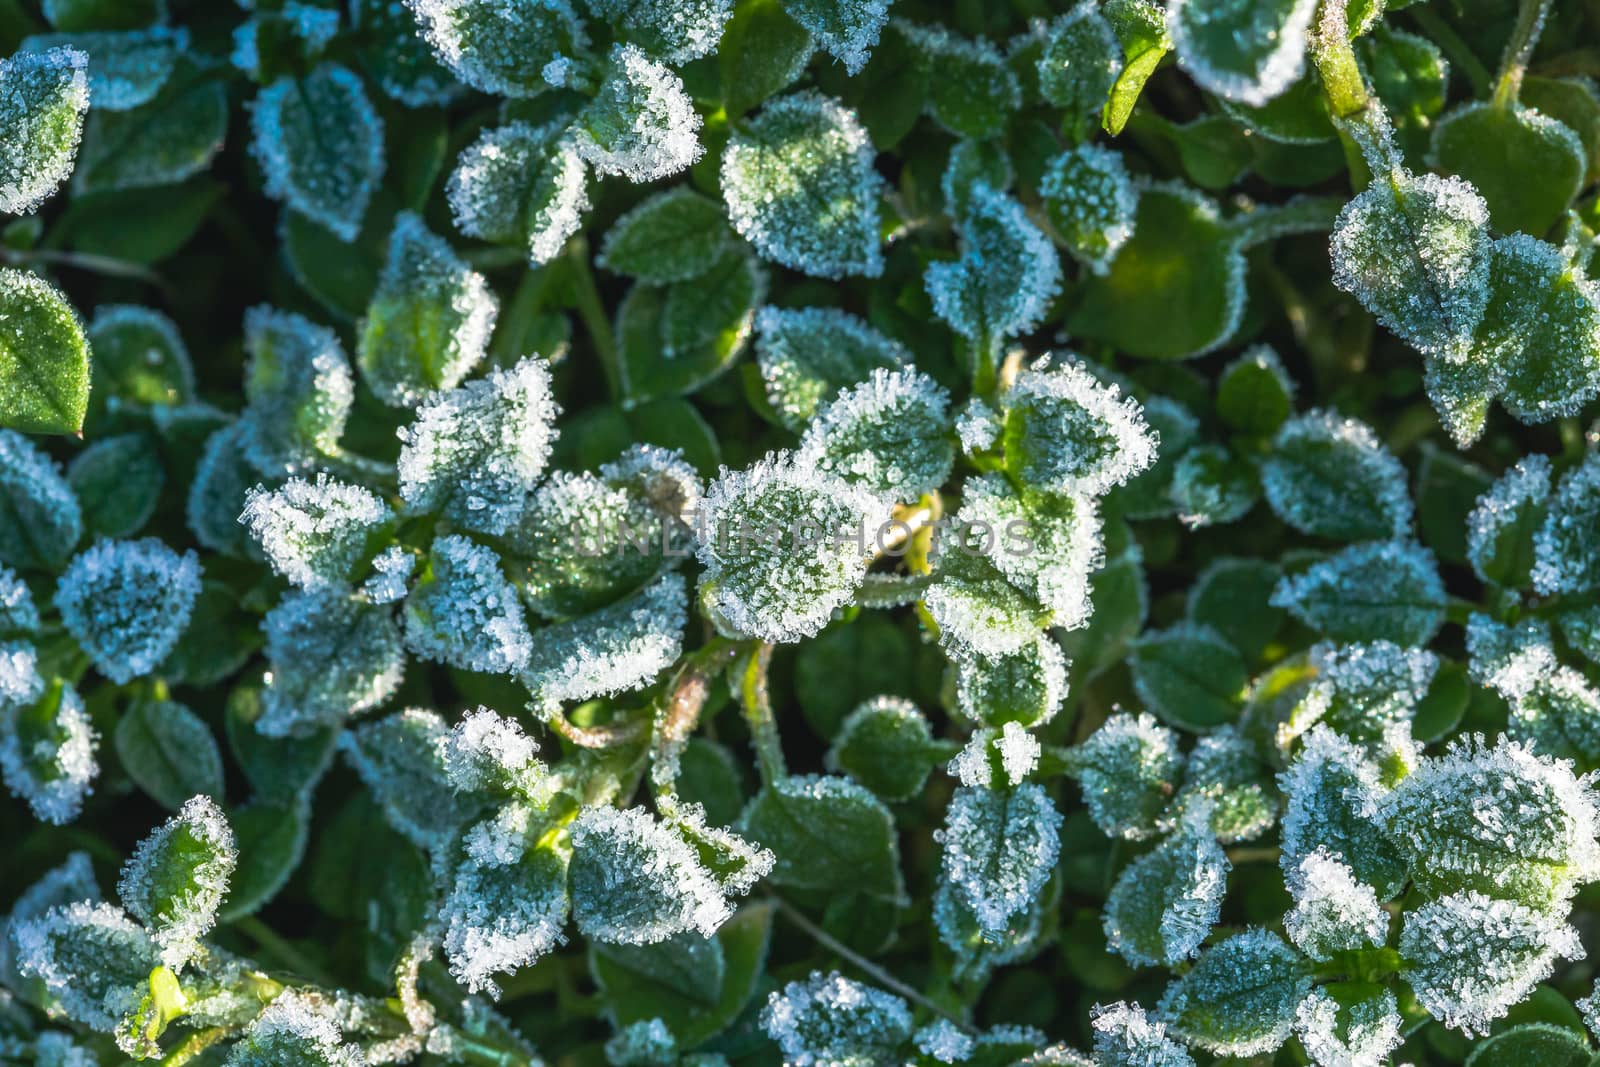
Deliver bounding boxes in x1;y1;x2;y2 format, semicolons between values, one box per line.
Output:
3;0;1600;1064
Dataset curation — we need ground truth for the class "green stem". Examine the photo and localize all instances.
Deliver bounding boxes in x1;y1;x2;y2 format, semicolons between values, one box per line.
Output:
231;916;337;988
770;895;976;1034
1310;0;1370;118
3;247;172;297
565;237;620;400
736;643;786;784
1493;0;1554;108
158;1027;233;1067
1226;195;1346;249
971;332;1001;401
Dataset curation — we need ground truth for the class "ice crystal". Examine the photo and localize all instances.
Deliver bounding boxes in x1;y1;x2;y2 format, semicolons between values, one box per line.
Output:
1329;168;1492;362
447;120;590;266
0;47;88;215
0;676;96;825
251;64;385;242
948;721;1041;789
0;429;82;573
1175;727;1276;844
117;795;235;968
1294;640;1439;745
696;451;883;642
440;707;550;799
1278;726;1407;899
259;589;405;736
55;538;201;685
239;306;355;475
721;91;884;279
787;0;889;73
1380;733;1600;909
1001;356;1158;497
343;709;481;850
359;211;498;407
1533;452;1600;596
913;1018;974;1065
938;783;1062;938
583;0;730;64
760;972;913;1067
1069;712;1184;841
1157;929;1313;1057
404;535;531;675
1270;540;1446;646
753;306;910;431
1401;891;1583;1036
1283;851;1388;961
1261;411;1413;541
953;473;1102;630
361;545;415;605
606;1018;676;1067
11;901;160;1033
441;836;570;996
1090;1001;1196;1067
1168;0;1318;106
523;572;687;710
397;357;559;535
408;0;587;97
576;45;703;182
0;566;37;635
1466;453;1550;586
241;475;391;591
796;367;953;502
922;550;1050;659
1040;143;1137;275
225;992;365;1067
1103;804;1228;968
926;184;1061;344
1293;987;1402;1067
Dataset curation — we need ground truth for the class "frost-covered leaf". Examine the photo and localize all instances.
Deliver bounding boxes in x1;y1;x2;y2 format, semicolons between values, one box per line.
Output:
1040;143;1136;276
404;535;532;675
1037;5;1122;126
1279;726;1407;899
697;451;882;642
1401;891;1583;1036
21;27;186;111
946;721;1041;789
1533;453;1600;596
753;306;910;431
86;304;193;419
1066;183;1245;360
926;184;1061;345
0;565;39;635
343;708;481;850
796;367;952;502
897;22;1019;140
0;676;97;825
1068;712;1183;841
115;699;223;812
760;972;913;1067
1157;929;1312;1057
1216;344;1295;434
718;0;815;117
1168;0;1317;106
739;774;901;899
0;47;88;215
1130;623;1248;731
224;992;365;1067
583;0;731;64
940;137;1011;218
785;0;888;74
1282;851;1387;961
396;356;559;535
1000;357;1158;497
241;475;392;591
0;268;90;437
1329;168;1492;362
117;795;235;968
1175;727;1276;843
953;630;1069;729
251;64;385;242
258;589;405;737
1261;411;1413;541
825;696;938;801
721;91;883;279
524;572;687;709
55;538;201;685
1431;101;1585;239
1090;1002;1195;1067
448;120;589;266
0;429;81;571
225;683;338;804
239;306;355;475
1270;540;1446;646
939;783;1062;938
575;45;702;183
68;433;163;539
1290;640;1439;746
598;188;732;284
1170;443;1257;528
351;0;463;107
1468;453;1550;588
11;901;160;1033
1464;1023;1593;1067
72;61;227;193
1380;734;1600;909
922;548;1050;659
570;804;772;944
1293;986;1402;1067
408;0;587;97
186;422;265;560
1103;806;1227;968
441;832;571;995
358;211;498;407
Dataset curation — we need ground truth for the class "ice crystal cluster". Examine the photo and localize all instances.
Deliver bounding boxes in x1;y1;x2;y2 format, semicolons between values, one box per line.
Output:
6;0;1600;1064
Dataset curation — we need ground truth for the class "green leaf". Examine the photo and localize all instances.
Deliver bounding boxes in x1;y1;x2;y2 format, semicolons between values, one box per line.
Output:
1271;540;1446;646
115;698;223;812
721;0;814;117
1158;929;1312;1057
1431;102;1585;238
72;63;226;193
1522;77;1600;184
1415;442;1491;566
159;581;263;688
1100;0;1170;136
55;178;222;264
308;790;430;924
1217;72;1334;144
739;774;903;900
617;246;765;404
1068;183;1244;359
217;799;310;921
825;696;939;801
85;305;192;421
1465;1023;1591;1067
116;795;235;967
1186;557;1284;662
598;188;733;284
68;433;163;538
0;47;88;215
43;0;164;31
1168;0;1318;107
1130;623;1249;731
1260;410;1412;541
592;902;774;1047
795;613;917;738
0;268;88;436
899;23;1019;141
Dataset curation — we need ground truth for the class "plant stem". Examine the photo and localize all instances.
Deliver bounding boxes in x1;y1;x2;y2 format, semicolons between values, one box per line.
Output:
1494;0;1554;108
231;916;337;988
736;642;786;784
158;1027;232;1066
769;895;976;1034
1309;0;1369;118
3;247;173;298
565;236;620;400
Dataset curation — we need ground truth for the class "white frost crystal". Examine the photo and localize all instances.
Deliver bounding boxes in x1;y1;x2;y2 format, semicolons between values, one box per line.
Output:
1090;1001;1195;1067
117;795;236;968
938;783;1062;938
12;901;161;1033
523;572;687;710
1282;851;1388;961
760;972;913;1067
1001;356;1158;497
0;674;97;825
55;538;201;685
926;184;1062;344
408;0;587;98
1293;987;1401;1067
0;47;89;215
1168;0;1318;106
404;535;531;675
575;45;703;183
796;366;954;503
447;121;590;266
241;475;391;591
1103;804;1228;968
1070;712;1184;841
225;991;365;1067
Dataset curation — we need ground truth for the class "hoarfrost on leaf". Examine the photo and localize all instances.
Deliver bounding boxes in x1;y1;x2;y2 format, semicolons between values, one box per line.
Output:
785;0;891;75
1261;410;1414;541
759;971;913;1067
938;782;1062;939
241;475;391;592
523;572;687;711
796;366;953;503
1090;1001;1196;1067
1156;929;1312;1057
753;306;910;431
1102;804;1228;968
447;121;590;266
117;795;235;969
54;538;201;685
0;676;97;825
0;47;88;215
224;991;365;1067
239;306;355;475
1532;453;1600;596
925;184;1062;345
1068;712;1184;841
581;0;731;64
1467;452;1550;587
1036;5;1123;120
1278;726;1407;899
1270;539;1446;646
1040;143;1137;276
575;45;703;183
404;535;532;675
342;709;483;850
1293;987;1402;1067
441;833;570;996
1282;851;1388;961
258;589;405;736
21;27;186;111
407;0;588;97
11;901;161;1034
1167;0;1319;106
1000;356;1158;498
